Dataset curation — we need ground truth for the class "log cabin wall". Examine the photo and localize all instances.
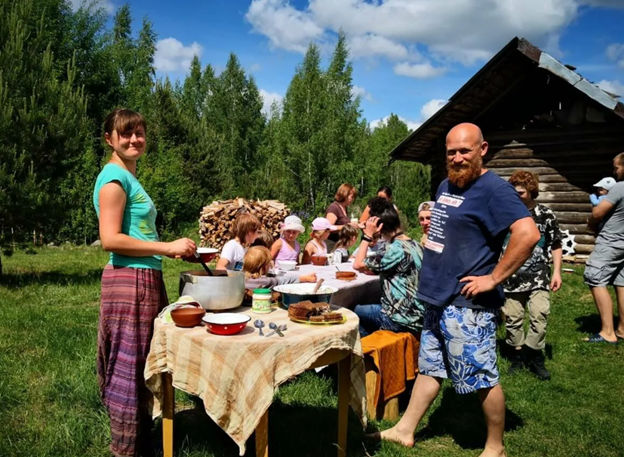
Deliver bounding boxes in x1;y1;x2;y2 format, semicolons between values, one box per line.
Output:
484;127;624;257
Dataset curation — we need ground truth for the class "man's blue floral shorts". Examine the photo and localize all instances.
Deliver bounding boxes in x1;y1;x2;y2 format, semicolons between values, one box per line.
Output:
418;304;499;394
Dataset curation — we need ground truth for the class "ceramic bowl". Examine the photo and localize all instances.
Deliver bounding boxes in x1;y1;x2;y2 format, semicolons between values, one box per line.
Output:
310;255;327;266
170;307;206;328
277;260;297;271
202;313;251;335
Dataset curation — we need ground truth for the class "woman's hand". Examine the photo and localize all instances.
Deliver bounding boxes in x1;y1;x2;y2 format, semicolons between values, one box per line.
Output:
364;216;383;238
299;273;318;283
167;238;197;257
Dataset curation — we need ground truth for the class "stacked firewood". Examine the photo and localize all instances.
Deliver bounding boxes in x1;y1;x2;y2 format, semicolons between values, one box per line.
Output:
199;198;290;250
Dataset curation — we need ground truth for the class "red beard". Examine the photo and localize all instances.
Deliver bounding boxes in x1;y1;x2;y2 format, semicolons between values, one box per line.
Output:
447;155;483;188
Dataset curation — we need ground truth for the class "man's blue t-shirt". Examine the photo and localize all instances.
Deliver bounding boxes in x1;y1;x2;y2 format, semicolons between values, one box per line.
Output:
417;171;530;309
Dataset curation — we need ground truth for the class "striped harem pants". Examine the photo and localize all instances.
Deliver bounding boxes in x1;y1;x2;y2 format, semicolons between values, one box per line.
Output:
97;265;168;457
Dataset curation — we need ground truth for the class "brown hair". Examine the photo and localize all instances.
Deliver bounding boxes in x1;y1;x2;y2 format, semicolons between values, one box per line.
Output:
419;202;431;213
231;212;261;245
252;230;274;249
615;152;624;165
509;170;539;199
334;183;358;203
335;225;358;250
103;109;147;137
243;246;272;279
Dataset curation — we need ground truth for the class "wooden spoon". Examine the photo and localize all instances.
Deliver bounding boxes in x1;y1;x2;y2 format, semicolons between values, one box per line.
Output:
312;278;325;294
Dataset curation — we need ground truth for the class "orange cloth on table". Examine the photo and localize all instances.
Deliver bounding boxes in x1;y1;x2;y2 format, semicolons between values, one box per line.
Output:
361;330;420;409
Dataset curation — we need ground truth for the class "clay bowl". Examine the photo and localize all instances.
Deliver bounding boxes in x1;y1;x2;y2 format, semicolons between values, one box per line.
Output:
171;307;206;328
203;313;251;335
310;255;328;266
335;271;356;280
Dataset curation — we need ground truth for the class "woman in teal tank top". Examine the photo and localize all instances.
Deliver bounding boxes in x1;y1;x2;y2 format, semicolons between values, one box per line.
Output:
94;109;196;457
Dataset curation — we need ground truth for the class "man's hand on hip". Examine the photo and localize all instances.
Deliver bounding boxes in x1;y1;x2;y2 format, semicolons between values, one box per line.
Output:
460;274;497;299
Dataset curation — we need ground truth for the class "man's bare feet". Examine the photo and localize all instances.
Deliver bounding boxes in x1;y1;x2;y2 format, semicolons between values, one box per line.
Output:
479;445;507;457
367;425;415;448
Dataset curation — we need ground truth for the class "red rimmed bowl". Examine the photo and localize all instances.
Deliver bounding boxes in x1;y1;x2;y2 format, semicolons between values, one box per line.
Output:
197;247;219;263
202;313;251;335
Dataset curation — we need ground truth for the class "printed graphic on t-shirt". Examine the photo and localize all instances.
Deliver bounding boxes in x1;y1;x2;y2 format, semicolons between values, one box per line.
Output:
426;192;465;254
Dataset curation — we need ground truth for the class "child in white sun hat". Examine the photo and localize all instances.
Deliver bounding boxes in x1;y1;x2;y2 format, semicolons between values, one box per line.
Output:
270;215;306;263
590;177;616;206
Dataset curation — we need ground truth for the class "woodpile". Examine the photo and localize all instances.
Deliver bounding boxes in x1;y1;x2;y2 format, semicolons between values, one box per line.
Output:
199;198;290;250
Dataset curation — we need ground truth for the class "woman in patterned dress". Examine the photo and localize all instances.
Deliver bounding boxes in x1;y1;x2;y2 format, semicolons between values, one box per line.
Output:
93;109;196;457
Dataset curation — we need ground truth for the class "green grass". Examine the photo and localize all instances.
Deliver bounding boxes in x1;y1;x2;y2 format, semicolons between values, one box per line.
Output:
0;247;623;456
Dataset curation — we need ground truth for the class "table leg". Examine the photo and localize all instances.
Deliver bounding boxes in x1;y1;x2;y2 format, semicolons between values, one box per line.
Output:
337;356;350;457
163;372;175;457
256;409;269;457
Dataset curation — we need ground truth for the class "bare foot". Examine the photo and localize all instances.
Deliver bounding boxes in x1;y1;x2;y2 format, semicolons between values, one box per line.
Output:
367;426;415;447
479;445;507;457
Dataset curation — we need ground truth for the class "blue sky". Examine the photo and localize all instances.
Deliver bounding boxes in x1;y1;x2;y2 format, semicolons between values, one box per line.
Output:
80;0;624;129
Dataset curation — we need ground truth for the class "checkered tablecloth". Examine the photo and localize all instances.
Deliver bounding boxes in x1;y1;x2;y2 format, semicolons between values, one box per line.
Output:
145;306;367;455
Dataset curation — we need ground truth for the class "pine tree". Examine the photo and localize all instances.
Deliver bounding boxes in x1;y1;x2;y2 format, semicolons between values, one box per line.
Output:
0;0;91;246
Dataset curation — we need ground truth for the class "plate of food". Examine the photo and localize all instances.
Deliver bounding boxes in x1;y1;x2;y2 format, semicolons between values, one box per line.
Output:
287;300;346;325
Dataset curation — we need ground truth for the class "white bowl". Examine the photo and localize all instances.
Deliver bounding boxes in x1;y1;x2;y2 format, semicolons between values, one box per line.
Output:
277;260;297;271
202;313;251;325
197;247;219;254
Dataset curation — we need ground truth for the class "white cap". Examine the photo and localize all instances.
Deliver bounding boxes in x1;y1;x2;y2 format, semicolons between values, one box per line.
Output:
281;215;305;233
593;177;616;191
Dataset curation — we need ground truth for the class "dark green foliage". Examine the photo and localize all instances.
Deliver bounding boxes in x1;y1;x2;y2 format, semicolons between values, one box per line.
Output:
0;0;430;248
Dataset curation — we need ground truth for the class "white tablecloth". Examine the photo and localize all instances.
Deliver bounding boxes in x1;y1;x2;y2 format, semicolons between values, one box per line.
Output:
283;262;381;309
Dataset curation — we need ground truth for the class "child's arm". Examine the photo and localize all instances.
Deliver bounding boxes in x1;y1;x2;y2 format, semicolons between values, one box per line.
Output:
550;246;563;292
589;194;600;206
270;238;282;260
298;273;317;283
301;242;314;265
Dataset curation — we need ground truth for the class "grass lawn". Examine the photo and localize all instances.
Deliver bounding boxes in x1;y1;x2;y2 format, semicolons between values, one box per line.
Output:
1;247;623;457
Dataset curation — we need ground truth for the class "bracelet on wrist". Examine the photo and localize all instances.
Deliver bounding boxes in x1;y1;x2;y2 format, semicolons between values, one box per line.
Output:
361;234;373;243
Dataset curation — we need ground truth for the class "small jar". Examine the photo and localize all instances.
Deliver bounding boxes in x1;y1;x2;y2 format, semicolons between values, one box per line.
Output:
252;288;272;314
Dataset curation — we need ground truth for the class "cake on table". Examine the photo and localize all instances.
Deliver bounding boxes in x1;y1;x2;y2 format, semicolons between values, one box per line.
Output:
288;301;343;323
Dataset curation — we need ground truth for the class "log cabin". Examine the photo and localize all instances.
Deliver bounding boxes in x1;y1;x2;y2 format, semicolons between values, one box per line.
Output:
389;37;624;261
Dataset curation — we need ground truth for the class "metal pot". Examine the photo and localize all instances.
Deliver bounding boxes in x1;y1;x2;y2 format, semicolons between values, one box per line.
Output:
179;270;245;311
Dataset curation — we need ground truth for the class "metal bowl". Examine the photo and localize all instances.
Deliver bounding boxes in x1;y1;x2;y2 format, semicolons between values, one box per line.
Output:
273;284;338;309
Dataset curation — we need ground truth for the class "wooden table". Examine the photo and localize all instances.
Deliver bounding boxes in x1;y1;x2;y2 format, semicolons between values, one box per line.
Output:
145;307;367;457
161;348;352;457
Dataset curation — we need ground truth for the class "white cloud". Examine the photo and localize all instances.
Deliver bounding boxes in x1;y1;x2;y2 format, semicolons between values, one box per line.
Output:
348;34;412;61
351;85;372;102
250;63;262;72
154;38;203;72
393;61;447;79
246;0;620;67
596;80;624;97
69;0;114;13
370;98;448;132
370;115;421;131
606;43;624;69
245;0;324;53
259;89;283;115
420;99;447;120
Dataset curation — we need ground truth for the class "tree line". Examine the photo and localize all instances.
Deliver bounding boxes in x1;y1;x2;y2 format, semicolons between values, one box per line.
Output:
0;0;430;249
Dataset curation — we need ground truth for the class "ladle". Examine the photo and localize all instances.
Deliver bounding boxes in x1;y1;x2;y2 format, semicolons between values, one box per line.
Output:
193;251;214;276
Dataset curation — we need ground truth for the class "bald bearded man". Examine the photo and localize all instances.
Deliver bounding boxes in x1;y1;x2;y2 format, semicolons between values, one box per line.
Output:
374;123;540;457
